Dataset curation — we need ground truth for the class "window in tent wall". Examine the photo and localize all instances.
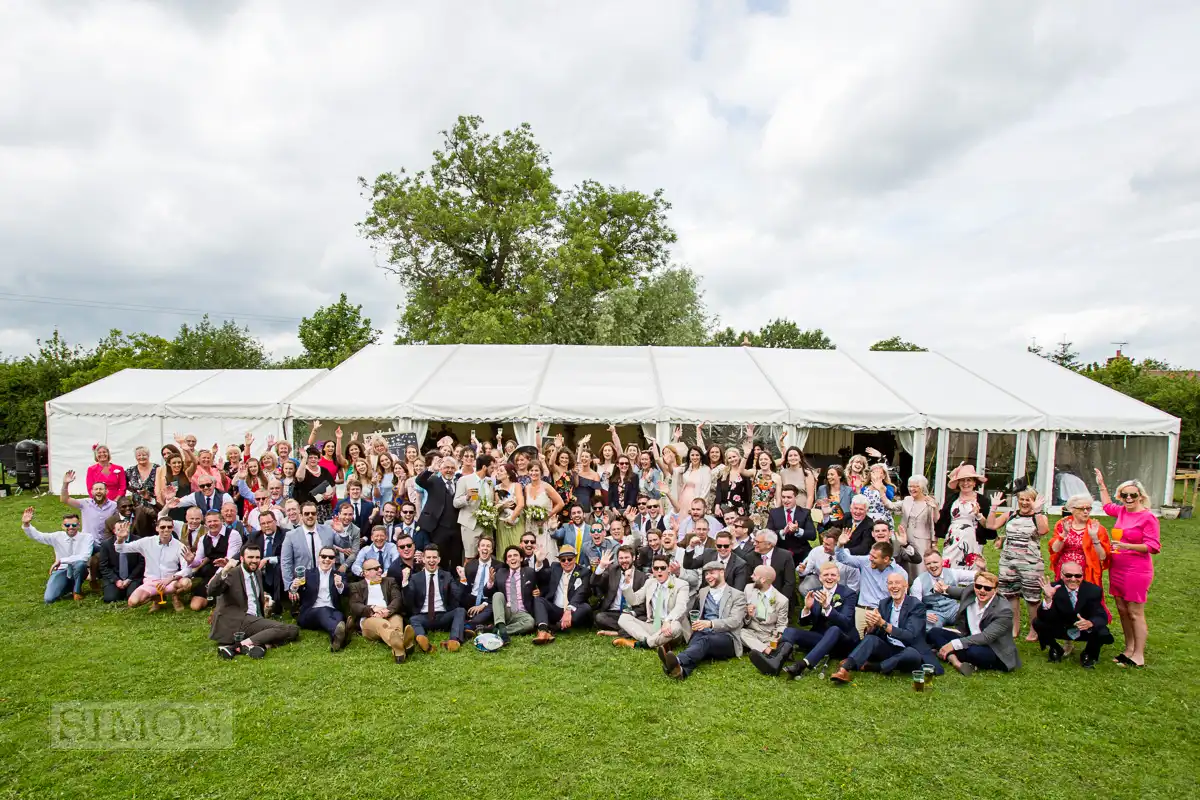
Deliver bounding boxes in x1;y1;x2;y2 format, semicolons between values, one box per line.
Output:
1053;433;1169;510
945;431;979;474
803;429;855;471
984;433;1018;491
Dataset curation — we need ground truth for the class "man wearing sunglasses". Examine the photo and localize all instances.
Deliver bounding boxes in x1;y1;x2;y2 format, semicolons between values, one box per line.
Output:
613;553;688;649
348;557;413;663
292;546;349;652
1032;562;1113;668
174;475;233;518
532;545;592;644
280;502;337;603
684;530;748;591
927;571;1021;676
21;507;93;603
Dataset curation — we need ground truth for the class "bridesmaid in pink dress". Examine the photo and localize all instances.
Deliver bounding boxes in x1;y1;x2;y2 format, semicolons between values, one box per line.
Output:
1095;469;1161;668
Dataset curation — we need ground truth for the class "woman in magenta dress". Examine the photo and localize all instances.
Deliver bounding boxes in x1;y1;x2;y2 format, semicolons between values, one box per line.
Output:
1095;469;1161;668
87;445;126;501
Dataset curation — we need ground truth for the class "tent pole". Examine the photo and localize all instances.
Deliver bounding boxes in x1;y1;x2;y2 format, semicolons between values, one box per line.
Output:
1164;431;1179;508
976;432;988;473
911;429;927;485
1037;433;1057;504
934;428;950;503
1014;432;1029;489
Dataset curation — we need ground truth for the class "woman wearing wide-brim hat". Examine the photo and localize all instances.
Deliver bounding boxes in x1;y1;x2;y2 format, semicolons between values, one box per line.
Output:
935;462;995;569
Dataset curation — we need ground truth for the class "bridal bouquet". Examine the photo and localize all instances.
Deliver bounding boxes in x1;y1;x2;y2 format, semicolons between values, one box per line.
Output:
475;497;500;533
525;505;549;527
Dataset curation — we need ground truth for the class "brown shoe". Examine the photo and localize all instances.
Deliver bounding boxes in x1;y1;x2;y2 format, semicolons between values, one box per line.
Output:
72;593;84;601
415;635;432;653
462;628;477;640
441;639;461;653
658;645;684;680
532;629;555;645
386;630;407;662
830;664;854;684
402;625;416;655
612;638;638;649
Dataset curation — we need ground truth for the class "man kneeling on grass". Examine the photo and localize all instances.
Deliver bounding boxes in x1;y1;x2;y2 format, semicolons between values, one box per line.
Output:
115;518;194;612
658;561;746;680
20;506;92;603
208;543;299;660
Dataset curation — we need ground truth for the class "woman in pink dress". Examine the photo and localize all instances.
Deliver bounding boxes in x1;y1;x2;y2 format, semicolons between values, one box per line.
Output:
87;445;126;501
1095;469;1161;668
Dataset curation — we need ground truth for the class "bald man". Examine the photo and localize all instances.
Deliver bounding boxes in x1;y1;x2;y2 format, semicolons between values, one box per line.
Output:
740;565;789;655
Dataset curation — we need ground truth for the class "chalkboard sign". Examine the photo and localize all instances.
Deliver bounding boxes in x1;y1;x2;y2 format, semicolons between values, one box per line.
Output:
382;431;418;458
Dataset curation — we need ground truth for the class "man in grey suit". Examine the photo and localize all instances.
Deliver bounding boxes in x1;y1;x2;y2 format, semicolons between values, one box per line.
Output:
453;454;492;561
659;560;747;680
280;501;336;596
927;570;1021;676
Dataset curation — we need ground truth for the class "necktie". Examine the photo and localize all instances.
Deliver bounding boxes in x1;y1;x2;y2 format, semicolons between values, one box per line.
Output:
474;564;486;604
509;572;523;613
264;535;274;558
1068;590;1078;607
426;573;436;616
787;509;793;528
653;586;665;627
354;501;360;520
118;548;129;580
376;547;385;568
249;573;261;615
309;532;317;568
756;591;769;621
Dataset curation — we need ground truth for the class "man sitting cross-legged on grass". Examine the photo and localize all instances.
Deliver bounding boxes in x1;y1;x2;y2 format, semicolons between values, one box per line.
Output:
207;542;299;660
115;517;194;612
659;561;747;681
20;506;94;604
347;557;414;664
402;544;467;653
613;554;689;650
830;572;930;683
490;546;545;645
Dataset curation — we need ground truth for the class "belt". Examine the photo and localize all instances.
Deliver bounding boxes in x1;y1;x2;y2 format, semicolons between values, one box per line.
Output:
856;604;876;610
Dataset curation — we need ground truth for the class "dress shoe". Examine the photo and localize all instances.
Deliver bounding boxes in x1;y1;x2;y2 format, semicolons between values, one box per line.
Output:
1080;653;1097;669
1047;642;1064;663
441;639;461;653
829;662;854;684
394;654;406;664
244;645;265;659
658;645;684;680
331;621;347;652
749;642;794;676
402;625;416;655
72;593;84;601
955;662;976;677
532;629;555;645
783;659;811;680
860;661;880;672
496;623;509;644
612;638;638;649
217;645;238;660
415;635;432;653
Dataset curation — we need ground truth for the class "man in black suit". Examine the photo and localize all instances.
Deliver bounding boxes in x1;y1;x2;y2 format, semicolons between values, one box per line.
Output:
344;479;376;540
491;545;544;643
684;530;748;591
415;457;464;570
830;572;929;682
209;544;299;660
767;485;818;561
243;512;284;616
98;525;145;603
292;546;348;652
1033;564;1113;668
592;544;648;633
532;546;592;644
729;515;756;560
744;530;796;604
635;530;664;573
458;536;501;633
402;544;467;653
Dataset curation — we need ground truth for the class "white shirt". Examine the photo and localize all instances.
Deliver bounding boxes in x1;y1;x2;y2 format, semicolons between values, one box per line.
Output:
471;562;490;600
242;569;260;617
759;549;774;569
612;571;633;611
553;570;574;609
424;571;445;613
22;525;93;565
247;507;285;532
665;548;686;567
366;581;386;608
117;536;191;580
964;596;995;637
314;568;334;609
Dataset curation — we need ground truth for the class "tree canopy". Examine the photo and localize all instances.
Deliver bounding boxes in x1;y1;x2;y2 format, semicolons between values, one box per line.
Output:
870;336;926;352
358;115;708;346
709;318;834;350
284;293;380;369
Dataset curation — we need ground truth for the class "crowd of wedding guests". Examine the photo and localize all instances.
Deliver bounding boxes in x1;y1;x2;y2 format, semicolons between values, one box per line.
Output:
19;422;1161;677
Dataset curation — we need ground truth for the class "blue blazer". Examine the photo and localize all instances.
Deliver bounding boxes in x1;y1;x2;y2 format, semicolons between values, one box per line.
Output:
296;567;346;614
871;595;927;647
801;583;859;639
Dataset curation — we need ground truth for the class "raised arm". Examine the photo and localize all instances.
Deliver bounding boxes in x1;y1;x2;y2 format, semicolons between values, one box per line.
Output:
695;424;706;453
59;471;83;509
739;425;756;477
1094;468;1112;506
608;425;624;458
333;427;349;468
307;420;321;447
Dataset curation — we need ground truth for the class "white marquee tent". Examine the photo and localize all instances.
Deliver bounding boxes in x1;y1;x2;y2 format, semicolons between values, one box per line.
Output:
47;368;325;487
284;344;1181;508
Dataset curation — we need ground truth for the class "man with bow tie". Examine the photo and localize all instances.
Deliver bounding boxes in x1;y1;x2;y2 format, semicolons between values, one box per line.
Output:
348;556;413;663
415;456;464;570
1032;562;1113;669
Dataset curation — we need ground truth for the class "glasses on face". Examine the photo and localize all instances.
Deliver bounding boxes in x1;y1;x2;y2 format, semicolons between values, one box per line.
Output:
559;557;576;564
651;566;668;572
255;496;268;502
715;543;731;550
647;505;659;511
521;540;535;546
1062;573;1084;580
973;583;996;592
319;554;336;561
364;565;382;572
401;510;415;516
199;483;213;489
302;511;316;517
398;543;414;550
1119;493;1139;501
63;523;79;529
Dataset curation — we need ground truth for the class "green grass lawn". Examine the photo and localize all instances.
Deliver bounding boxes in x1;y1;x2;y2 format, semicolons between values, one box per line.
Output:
0;490;1196;800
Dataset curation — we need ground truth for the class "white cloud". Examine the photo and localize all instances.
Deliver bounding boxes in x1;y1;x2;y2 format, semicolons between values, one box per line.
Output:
0;0;1197;369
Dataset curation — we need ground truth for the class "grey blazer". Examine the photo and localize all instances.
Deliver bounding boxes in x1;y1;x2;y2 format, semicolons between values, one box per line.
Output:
944;586;1021;671
281;526;336;589
687;585;748;656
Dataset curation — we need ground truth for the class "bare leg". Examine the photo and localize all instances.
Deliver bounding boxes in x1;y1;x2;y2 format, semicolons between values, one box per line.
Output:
1023;601;1040;642
1008;596;1022;638
1127;601;1148;665
1113;597;1134;659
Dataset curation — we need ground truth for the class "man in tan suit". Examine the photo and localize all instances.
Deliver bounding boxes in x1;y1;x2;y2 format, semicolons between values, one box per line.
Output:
207;542;299;660
453;454;493;560
347;558;415;663
740;565;789;654
614;554;690;649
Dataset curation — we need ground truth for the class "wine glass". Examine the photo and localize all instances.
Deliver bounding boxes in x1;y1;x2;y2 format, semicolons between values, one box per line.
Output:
1110;528;1124;554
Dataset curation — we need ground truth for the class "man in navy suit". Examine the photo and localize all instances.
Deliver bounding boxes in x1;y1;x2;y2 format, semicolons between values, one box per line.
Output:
767;485;818;561
752;561;861;678
293;545;348;652
532;546;592;644
344;479;375;542
1032;563;1113;668
830;572;931;682
415;457;464;570
402;544;467;653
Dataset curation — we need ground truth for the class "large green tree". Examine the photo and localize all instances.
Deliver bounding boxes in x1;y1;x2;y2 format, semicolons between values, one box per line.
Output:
870;336;926;352
359;115;705;345
708;318;834;349
1082;357;1200;456
284;293;380;368
166;316;269;369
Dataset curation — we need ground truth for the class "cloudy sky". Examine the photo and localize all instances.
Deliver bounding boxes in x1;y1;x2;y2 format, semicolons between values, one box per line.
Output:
2;0;1198;366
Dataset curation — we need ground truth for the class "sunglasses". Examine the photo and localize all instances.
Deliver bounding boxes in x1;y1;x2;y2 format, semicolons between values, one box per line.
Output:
1118;493;1139;501
63;523;80;529
715;543;731;550
364;565;382;571
319;554;336;560
198;484;213;489
302;511;317;516
521;540;536;546
398;543;414;549
973;583;996;591
652;565;668;572
1062;573;1084;579
559;557;576;562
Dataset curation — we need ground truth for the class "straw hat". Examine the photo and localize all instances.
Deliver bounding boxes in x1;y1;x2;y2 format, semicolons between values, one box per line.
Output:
947;462;987;490
661;442;688;461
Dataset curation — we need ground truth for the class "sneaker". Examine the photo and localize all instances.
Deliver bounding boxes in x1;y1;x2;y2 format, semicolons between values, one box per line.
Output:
245;645;266;659
218;645;238;660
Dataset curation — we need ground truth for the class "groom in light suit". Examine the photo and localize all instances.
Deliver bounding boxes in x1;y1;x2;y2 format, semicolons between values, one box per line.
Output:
614;554;690;649
454;454;494;560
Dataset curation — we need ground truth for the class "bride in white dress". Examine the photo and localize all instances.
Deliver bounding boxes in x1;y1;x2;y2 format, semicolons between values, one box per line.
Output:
524;462;564;560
